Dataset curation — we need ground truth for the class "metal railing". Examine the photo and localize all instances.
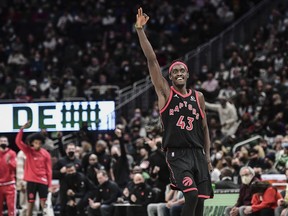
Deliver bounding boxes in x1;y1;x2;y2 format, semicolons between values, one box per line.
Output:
115;0;279;117
232;135;263;154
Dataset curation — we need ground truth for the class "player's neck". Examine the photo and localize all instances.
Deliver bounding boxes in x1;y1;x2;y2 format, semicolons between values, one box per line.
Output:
173;84;188;95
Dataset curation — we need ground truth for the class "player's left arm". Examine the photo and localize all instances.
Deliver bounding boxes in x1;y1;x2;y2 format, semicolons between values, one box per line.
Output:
198;91;213;172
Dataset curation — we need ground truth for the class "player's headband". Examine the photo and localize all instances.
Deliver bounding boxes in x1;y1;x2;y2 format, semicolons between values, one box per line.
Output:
169;61;188;74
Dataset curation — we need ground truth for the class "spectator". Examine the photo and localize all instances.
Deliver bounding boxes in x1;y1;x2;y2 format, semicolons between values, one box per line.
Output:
86;154;104;186
201;71;219;100
262;153;279;174
215;167;239;189
62;80;78;99
47;77;61;101
128;108;147;136
275;141;288;173
205;95;239;137
127;173;154;216
147;185;184;216
62;163;94;216
243;181;281;215
88;170;121;216
147;184;172;216
224;166;259;216
53;142;82;216
247;148;266;179
110;128;131;189
95;140;111;173
146;136;170;202
27;79;41;101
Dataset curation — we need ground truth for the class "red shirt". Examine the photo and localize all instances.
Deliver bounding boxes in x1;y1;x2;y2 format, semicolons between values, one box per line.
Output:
251;186;282;212
15;129;52;187
0;148;16;184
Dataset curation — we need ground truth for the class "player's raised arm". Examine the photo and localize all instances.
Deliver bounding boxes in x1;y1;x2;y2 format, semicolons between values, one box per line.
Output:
135;7;170;109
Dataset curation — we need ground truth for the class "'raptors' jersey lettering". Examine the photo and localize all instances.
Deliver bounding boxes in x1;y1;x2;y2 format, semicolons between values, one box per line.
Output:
169;103;200;120
160;87;205;149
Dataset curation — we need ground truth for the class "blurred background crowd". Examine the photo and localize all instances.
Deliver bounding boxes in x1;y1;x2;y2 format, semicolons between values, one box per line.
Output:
0;0;261;101
2;0;288;215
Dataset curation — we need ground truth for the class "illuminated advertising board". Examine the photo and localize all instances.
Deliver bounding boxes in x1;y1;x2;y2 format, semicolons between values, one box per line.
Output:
0;101;115;132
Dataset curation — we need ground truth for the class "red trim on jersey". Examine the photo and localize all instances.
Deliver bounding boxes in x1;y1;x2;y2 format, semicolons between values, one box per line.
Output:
195;91;204;119
160;88;173;114
171;86;192;98
198;195;211;199
183;188;198;193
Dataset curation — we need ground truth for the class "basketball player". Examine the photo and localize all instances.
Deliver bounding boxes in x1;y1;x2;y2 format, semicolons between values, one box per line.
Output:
15;121;52;216
135;8;213;216
0;136;17;216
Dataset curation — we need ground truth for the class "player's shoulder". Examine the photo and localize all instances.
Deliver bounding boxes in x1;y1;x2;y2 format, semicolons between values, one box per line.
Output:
41;148;51;157
8;148;17;155
194;89;203;96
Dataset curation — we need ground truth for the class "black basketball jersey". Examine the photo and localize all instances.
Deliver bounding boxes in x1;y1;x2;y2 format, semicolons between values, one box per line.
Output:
160;86;205;150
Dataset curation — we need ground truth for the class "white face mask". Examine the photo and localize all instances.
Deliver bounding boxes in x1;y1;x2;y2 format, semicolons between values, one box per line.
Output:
241;175;252;185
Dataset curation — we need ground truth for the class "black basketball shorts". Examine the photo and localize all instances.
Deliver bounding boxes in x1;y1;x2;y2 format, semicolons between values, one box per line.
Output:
166;147;214;199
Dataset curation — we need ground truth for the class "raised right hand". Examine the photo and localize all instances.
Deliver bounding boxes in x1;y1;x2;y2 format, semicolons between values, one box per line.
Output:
21;120;31;129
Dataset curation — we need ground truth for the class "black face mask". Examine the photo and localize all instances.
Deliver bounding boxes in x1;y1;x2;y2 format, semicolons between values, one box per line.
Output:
66;173;77;178
135;182;145;189
112;154;119;159
232;164;240;170
156;141;162;149
0;144;7;150
68;151;75;158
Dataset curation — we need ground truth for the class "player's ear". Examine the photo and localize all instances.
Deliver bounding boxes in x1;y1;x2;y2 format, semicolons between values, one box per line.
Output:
187;72;189;78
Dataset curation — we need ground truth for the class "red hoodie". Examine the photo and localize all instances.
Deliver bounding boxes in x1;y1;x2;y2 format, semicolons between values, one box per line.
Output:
15;129;52;187
0;148;16;185
251;186;282;212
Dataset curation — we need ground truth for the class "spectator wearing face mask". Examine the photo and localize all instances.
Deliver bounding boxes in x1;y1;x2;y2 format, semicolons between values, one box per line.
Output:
62;163;95;216
0;136;17;216
53;143;82;216
126;173;154;216
86;154;104;186
224;166;259;216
